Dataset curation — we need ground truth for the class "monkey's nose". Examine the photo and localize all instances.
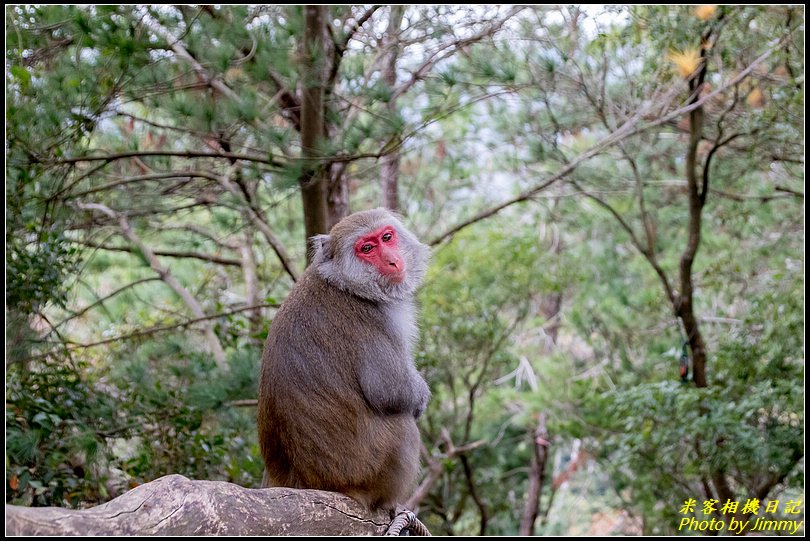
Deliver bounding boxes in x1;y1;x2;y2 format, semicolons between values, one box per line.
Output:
379;246;404;275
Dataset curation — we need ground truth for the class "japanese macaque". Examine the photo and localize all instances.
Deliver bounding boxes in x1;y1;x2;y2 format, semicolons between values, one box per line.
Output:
257;208;431;510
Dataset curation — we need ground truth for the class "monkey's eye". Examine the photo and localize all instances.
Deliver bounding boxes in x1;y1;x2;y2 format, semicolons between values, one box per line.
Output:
381;232;393;242
361;244;374;254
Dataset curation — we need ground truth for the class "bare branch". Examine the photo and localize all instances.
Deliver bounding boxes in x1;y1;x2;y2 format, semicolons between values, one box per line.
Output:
571;180;677;305
430;37;786;245
156;224;241;250
519;413;550;537
72;239;242;267
406;429;486;511
24;303;278;362
709;188;797;203
216;162;301;281
774;185;804;198
326;6;383;96
50;150;282;168
700;132;749;205
337;6;382;54
76;202;227;368
393;6;525;101
143;11;242;103
67;171;222;199
571;180;646;252
50;277;162;331
429;140;613;246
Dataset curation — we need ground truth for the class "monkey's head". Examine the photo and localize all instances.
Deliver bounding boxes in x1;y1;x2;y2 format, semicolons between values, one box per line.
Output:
311;208;430;302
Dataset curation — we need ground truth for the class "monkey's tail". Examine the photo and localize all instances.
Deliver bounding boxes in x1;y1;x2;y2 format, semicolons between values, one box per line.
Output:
385;507;431;536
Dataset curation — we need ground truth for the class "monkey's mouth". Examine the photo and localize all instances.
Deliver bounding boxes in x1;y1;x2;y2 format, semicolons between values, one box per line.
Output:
386;271;406;284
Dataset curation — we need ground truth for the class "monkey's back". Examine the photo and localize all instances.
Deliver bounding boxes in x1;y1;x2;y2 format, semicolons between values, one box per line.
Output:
257;269;419;508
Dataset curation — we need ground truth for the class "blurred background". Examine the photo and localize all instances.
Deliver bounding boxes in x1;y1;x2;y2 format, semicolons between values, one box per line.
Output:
5;5;804;535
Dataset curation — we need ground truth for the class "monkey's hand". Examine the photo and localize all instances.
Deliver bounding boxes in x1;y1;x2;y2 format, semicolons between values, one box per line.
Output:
413;374;431;419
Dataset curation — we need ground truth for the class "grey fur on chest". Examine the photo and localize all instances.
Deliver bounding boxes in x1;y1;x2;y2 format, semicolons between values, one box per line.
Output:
380;300;418;353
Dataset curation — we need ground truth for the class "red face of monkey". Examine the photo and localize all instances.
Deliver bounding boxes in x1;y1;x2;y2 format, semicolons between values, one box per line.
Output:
311;208;430;302
353;225;405;284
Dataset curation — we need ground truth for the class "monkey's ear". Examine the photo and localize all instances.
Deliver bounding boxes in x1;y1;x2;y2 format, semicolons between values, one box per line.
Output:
310;234;333;261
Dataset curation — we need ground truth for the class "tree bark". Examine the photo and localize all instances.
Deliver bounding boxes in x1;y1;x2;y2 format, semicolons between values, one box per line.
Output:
326;162;350;229
300;5;328;264
239;230;262;345
519;413;550;536
380;6;405;212
4;474;391;536
679;33;710;389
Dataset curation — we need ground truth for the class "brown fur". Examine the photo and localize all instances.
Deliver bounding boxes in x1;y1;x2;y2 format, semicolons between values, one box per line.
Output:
257;209;430;510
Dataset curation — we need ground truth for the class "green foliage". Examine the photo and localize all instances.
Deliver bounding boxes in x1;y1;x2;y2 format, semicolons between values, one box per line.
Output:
6;227;79;314
110;346;263;486
587;287;804;533
417;217;568;534
6;356;119;506
6;345;264;507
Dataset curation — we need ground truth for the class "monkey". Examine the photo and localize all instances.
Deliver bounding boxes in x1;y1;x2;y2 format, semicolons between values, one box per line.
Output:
257;208;431;510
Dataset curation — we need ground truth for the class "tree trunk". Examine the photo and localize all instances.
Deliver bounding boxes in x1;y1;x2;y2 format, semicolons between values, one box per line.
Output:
326;162;349;229
679;296;708;388
380;6;405;212
679;39;709;389
239;230;262;346
519;413;550;536
4;474;391;536
380;149;401;212
300;5;328;264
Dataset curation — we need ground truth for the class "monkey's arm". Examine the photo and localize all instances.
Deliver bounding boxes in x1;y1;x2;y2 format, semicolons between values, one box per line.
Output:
358;360;429;419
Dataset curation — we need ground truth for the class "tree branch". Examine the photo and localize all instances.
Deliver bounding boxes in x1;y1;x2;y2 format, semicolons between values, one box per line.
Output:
143;11;242;103
519;413;550;536
50;150;282;168
49;277;162;331
571;179;677;305
25;303;278;362
76;202;227;368
708;188;796;203
67;171;222;199
155;224;240;250
392;6;524;101
338;6;382;54
429;36;785;246
5;475;392;536
406;429;486;510
326;5;382;94
774;185;804;198
215;162;300;281
678;27;711;388
73;239;242;267
754;448;804;501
